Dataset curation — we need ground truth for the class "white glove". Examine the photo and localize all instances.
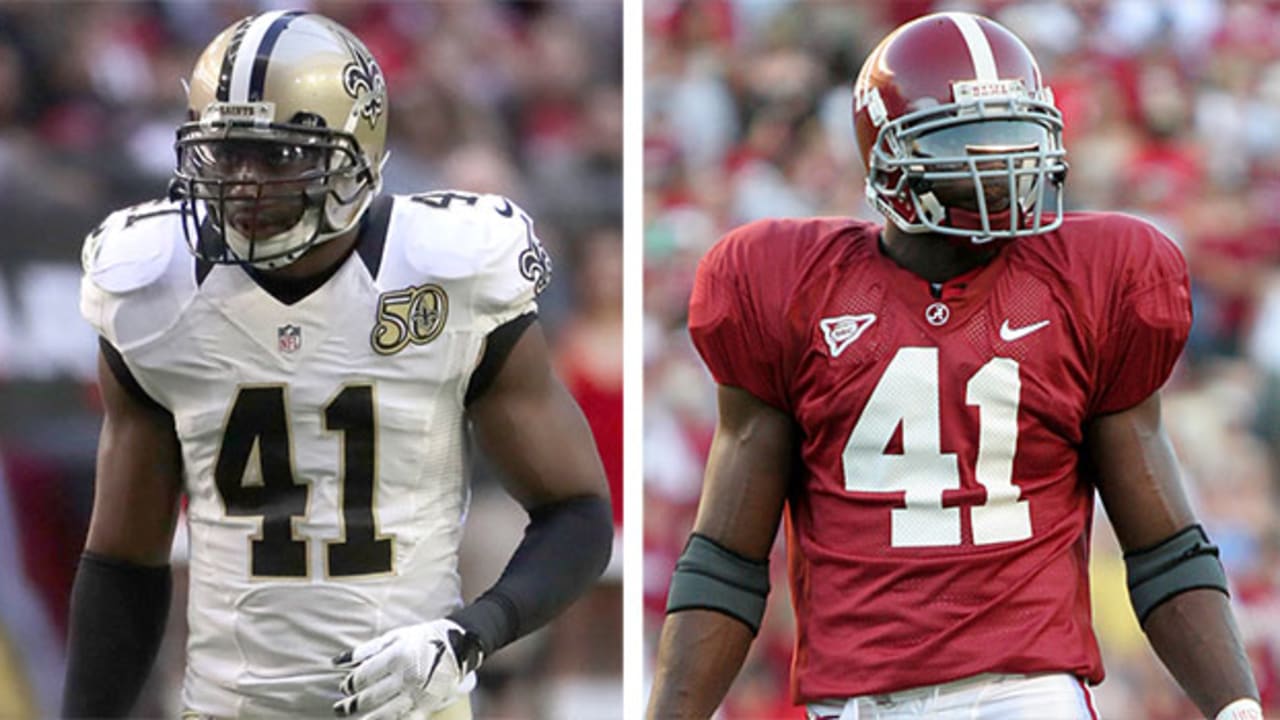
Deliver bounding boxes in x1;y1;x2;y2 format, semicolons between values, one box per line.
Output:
1214;698;1264;720
332;619;481;720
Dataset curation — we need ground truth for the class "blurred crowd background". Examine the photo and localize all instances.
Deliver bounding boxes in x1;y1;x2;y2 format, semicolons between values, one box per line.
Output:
0;1;621;718
644;0;1280;717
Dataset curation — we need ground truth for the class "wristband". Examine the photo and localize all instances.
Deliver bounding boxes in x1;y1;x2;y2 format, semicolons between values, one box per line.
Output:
1215;698;1264;720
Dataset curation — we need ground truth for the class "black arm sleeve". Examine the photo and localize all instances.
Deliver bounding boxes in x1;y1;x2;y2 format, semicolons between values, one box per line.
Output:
448;495;612;660
62;553;171;718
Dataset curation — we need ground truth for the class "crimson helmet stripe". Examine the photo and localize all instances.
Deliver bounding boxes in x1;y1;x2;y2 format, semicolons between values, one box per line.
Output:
248;11;304;102
945;13;998;81
226;10;294;103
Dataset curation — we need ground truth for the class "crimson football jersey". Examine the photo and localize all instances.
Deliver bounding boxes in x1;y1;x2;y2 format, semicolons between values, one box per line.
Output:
688;212;1192;702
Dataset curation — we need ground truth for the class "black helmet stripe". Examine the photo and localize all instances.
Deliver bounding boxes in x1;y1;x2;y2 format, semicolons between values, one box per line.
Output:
215;17;253;102
248;10;304;102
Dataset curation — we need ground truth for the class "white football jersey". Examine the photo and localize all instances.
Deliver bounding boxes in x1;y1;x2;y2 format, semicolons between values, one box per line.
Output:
79;192;550;716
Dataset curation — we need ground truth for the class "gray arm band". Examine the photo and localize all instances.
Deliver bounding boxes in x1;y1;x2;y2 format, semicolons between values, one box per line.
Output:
665;533;770;635
1125;524;1229;624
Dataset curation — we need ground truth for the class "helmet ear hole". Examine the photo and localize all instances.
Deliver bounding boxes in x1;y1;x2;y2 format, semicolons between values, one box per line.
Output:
290;111;327;128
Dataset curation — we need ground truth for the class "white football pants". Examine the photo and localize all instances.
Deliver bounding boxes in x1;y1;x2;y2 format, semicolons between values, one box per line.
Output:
806;673;1097;720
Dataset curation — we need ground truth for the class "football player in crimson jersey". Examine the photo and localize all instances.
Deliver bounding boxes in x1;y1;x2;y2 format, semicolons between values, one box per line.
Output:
649;11;1261;720
62;11;611;719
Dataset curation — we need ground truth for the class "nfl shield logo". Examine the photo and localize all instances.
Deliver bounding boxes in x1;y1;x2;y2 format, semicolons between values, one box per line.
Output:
278;324;302;353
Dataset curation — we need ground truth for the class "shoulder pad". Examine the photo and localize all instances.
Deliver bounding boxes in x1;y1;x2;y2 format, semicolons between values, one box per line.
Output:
81;200;184;294
385;192;547;331
396;192;534;279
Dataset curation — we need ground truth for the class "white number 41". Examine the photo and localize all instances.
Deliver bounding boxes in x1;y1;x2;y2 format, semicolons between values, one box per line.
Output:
843;347;1031;548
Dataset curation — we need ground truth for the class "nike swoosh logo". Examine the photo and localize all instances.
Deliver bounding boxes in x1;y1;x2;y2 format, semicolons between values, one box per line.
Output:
422;639;447;689
999;319;1050;341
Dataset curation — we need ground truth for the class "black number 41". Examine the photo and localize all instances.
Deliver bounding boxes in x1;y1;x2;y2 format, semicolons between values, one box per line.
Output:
214;385;392;578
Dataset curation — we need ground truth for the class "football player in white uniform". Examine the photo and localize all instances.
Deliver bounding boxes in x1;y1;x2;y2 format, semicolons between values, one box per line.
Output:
62;11;612;719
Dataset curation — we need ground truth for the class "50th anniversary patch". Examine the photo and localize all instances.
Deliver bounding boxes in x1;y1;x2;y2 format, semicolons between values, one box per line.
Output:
371;284;448;355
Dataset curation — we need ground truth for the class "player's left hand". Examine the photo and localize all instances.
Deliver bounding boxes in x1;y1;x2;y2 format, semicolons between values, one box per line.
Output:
332;619;481;719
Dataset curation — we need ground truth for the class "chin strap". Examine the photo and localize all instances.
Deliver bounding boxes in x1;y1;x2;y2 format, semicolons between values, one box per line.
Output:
907;190;1017;247
943;205;1016;247
946;204;1013;232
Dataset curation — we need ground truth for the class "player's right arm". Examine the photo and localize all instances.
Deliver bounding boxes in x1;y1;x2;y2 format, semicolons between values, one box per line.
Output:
647;385;796;720
648;224;799;719
62;343;183;717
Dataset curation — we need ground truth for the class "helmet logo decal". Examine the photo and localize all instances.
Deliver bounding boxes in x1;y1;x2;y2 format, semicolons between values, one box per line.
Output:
370;284;449;356
341;36;386;129
516;215;552;296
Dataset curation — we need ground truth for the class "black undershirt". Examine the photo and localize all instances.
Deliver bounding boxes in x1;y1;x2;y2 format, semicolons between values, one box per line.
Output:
244;257;350;306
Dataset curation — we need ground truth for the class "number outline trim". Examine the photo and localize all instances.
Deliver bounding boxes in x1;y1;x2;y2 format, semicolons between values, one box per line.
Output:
322;382;396;579
212;383;314;580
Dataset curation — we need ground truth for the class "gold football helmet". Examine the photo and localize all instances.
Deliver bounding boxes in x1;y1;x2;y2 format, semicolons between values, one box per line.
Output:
172;11;388;269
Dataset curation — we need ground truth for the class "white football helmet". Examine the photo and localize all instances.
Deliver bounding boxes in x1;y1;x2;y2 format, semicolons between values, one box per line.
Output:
172;11;388;270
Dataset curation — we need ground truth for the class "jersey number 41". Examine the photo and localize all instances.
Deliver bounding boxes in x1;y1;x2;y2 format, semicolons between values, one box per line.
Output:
843;347;1031;549
214;384;393;578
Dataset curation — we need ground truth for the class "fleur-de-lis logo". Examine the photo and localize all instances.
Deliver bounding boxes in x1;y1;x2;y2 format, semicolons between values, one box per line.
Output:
517;216;552;296
341;35;386;129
